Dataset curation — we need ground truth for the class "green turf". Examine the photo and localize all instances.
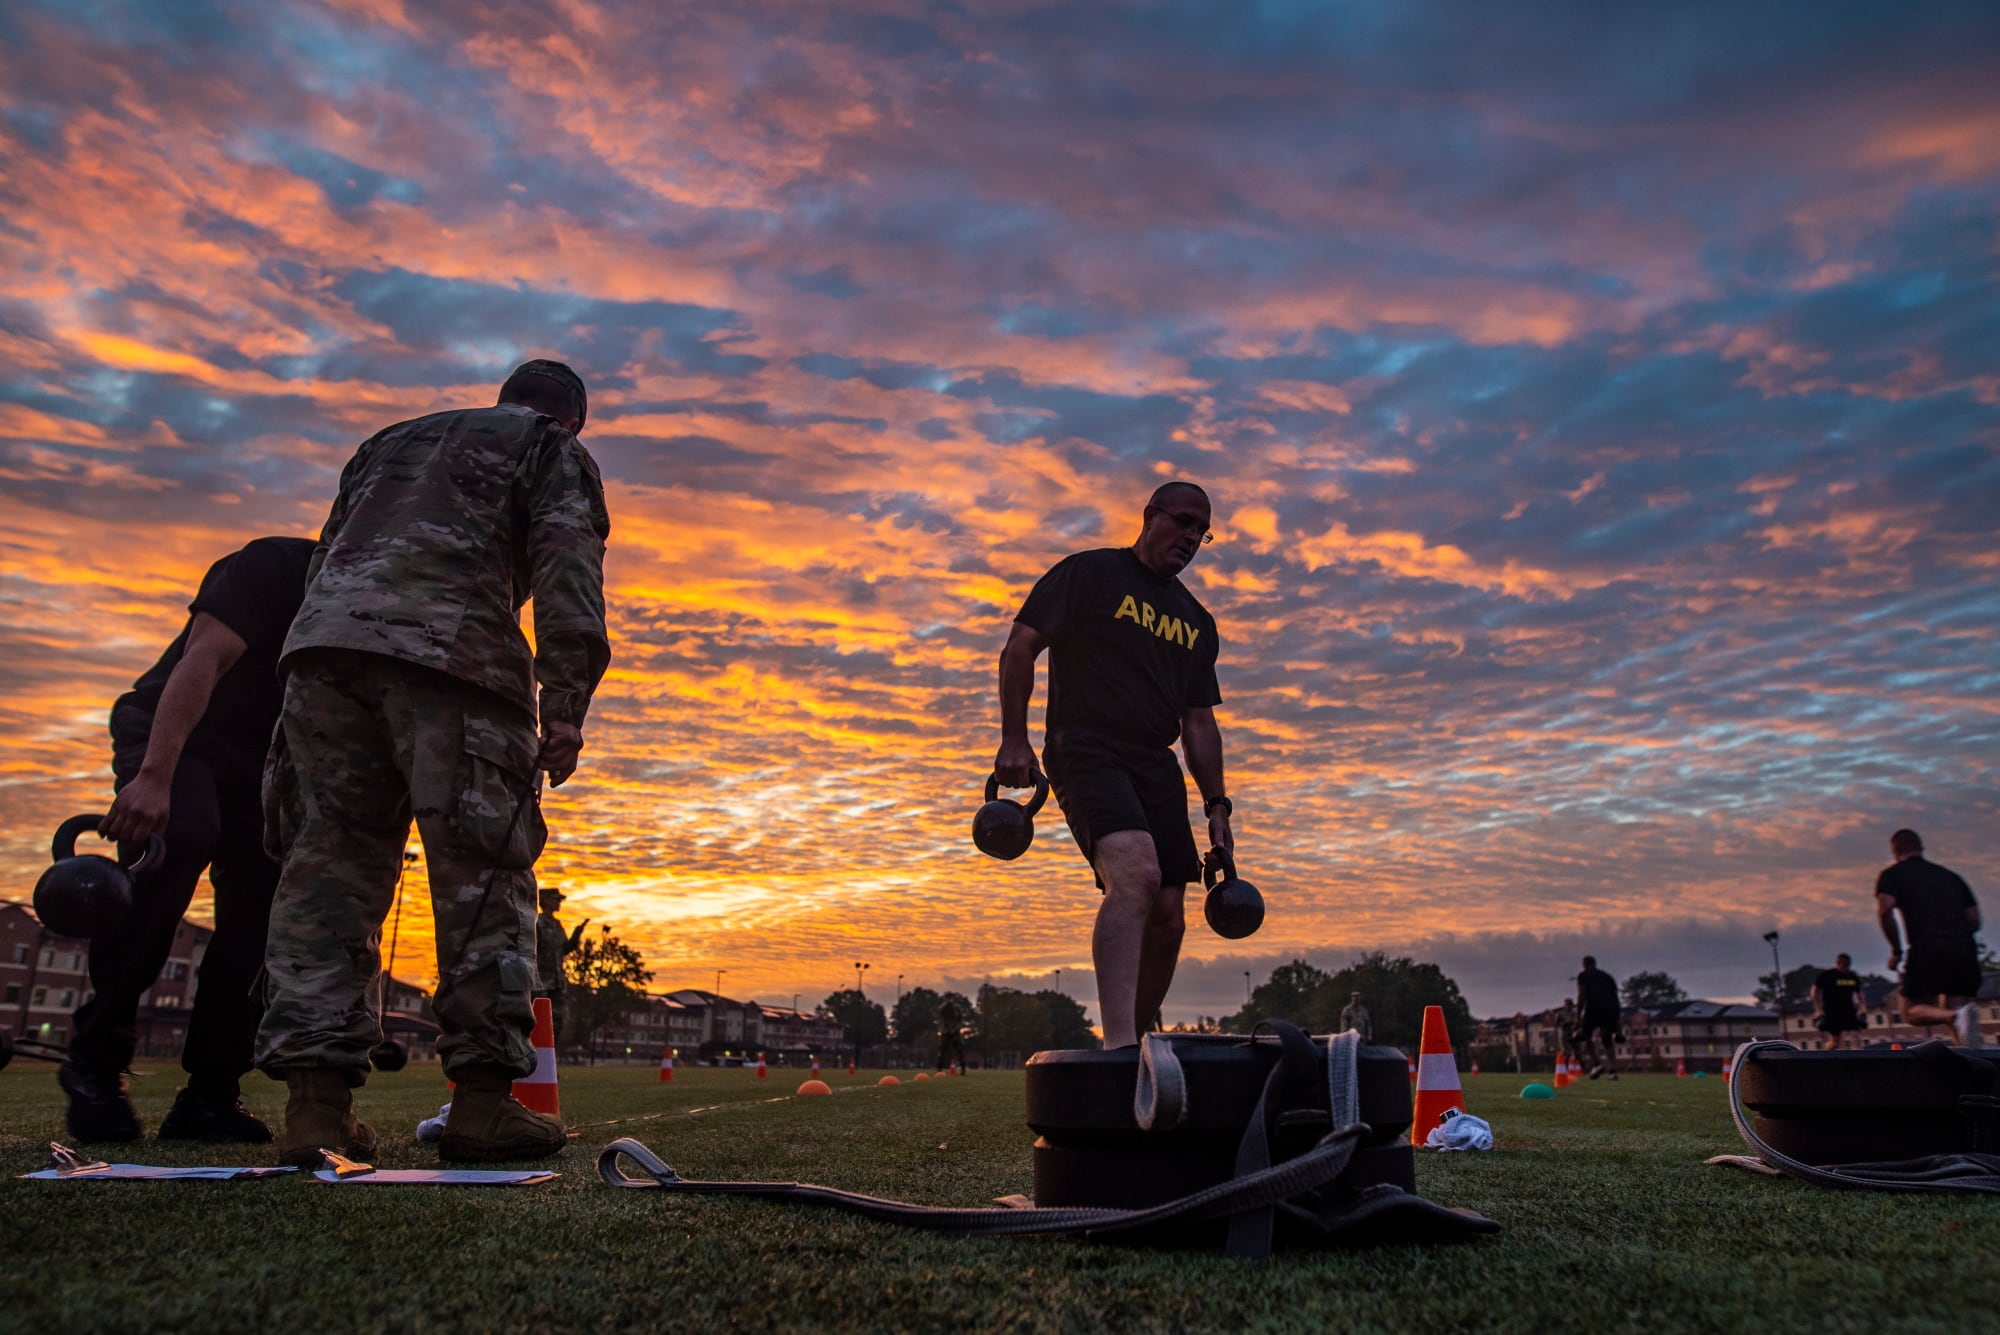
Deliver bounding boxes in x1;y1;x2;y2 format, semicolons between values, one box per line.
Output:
2;1062;1994;1334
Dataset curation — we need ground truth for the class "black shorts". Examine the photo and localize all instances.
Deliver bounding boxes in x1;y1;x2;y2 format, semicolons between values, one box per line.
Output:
1902;938;1981;1002
1815;1015;1862;1035
1577;1013;1620;1046
1042;729;1201;889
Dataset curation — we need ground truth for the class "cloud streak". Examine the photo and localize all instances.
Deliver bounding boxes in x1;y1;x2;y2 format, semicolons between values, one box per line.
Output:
0;1;1995;1021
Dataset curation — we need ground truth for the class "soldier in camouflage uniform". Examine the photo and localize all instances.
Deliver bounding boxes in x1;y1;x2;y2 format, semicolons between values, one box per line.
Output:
534;885;588;1046
256;360;610;1166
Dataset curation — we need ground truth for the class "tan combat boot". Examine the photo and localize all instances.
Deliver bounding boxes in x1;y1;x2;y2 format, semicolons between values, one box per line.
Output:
438;1065;567;1163
277;1069;378;1169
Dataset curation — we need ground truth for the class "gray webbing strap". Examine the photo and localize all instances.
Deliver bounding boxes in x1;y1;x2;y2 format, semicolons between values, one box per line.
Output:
1325;1029;1360;1131
1726;1039;2000;1194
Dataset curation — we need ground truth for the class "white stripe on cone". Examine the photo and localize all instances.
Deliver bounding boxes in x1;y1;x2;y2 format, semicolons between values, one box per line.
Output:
1417;1052;1460;1091
512;996;560;1115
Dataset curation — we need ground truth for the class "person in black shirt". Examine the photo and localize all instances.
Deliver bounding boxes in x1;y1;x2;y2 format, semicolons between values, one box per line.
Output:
1574;956;1622;1079
994;481;1233;1049
1876;828;1984;1047
1811;953;1865;1050
61;536;317;1142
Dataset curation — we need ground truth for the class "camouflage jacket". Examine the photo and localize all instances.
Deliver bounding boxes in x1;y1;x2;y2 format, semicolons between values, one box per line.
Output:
285;403;611;726
536;913;572;993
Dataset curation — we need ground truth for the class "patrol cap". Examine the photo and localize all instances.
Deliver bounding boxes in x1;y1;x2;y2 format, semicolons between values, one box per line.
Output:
501;359;588;431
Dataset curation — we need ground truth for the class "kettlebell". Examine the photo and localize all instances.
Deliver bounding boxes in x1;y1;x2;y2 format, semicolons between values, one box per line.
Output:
972;770;1050;861
33;814;162;939
370;1039;409;1073
1201;846;1265;940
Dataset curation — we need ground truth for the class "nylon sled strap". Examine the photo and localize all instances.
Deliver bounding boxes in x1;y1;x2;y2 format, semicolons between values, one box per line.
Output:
601;1021;1497;1256
1726;1039;2000;1195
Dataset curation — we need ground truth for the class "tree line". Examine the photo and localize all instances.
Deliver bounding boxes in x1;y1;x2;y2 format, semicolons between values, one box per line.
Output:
819;983;1098;1056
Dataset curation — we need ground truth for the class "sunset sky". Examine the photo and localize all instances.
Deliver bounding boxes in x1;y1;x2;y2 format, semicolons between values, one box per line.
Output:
2;1;1996;1022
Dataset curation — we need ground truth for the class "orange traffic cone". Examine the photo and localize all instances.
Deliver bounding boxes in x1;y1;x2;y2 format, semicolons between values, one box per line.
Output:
1722;1056;1733;1082
1412;1006;1468;1141
756;1054;767;1080
1469;1060;1480;1077
1552;1051;1568;1088
1675;1059;1686;1078
848;1055;857;1075
811;1054;821;1080
659;1048;674;1083
512;996;560;1117
1407;1054;1417;1081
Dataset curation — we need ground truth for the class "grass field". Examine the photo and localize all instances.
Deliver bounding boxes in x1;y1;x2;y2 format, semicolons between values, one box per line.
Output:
3;1061;1996;1334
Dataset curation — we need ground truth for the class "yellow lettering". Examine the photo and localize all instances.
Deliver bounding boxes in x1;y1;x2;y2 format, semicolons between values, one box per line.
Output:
1184;625;1200;650
1157;615;1183;645
1114;595;1140;624
1141;603;1157;631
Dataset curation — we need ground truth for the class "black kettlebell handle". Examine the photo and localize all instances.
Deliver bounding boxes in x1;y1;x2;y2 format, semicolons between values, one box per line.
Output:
984;770;1049;818
1203;845;1236;891
53;814;165;879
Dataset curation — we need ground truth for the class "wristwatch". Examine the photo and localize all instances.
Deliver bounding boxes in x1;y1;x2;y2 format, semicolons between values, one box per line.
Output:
1203;796;1233;818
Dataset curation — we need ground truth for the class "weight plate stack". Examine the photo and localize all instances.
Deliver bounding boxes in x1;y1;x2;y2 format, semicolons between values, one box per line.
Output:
1024;1042;1415;1210
1736;1044;1999;1164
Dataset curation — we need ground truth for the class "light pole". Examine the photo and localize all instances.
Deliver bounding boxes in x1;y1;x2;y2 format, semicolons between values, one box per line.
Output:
852;962;870;1068
1244;971;1252;1003
896;974;904;1003
1763;931;1782;1016
1055;968;1062;995
715;969;725;997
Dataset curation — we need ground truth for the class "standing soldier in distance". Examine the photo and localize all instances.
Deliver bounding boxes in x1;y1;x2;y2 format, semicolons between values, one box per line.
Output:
257;360;611;1165
1339;991;1373;1042
936;996;966;1073
994;481;1233;1049
535;885;589;1049
63;537;317;1144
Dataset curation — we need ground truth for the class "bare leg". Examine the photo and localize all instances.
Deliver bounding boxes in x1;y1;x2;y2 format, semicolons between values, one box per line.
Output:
1132;883;1186;1034
1091;831;1165;1049
1901;994;1968;1027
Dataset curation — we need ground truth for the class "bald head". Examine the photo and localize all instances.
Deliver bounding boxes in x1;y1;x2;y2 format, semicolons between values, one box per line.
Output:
1134;479;1213;578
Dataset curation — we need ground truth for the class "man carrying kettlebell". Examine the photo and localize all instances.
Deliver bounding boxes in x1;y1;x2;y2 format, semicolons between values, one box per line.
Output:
993;481;1232;1049
256;360;611;1165
63;535;318;1143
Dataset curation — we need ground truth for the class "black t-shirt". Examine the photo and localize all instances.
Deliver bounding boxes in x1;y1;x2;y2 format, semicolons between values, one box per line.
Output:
116;537;317;773
1577;968;1620;1019
1015;547;1221;749
1876;857;1979;946
1814;968;1861;1024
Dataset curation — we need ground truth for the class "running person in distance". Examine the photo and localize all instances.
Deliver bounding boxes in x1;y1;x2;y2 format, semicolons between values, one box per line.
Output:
994;481;1231;1050
1575;956;1622;1079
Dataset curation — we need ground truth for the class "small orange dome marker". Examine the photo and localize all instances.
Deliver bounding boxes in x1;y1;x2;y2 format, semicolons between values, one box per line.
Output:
796;1079;832;1096
876;1075;901;1087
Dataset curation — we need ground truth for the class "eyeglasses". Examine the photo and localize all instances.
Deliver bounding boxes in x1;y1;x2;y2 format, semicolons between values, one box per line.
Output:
1155;508;1214;544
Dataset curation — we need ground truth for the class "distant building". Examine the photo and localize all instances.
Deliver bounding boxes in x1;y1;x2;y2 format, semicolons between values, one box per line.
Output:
1477;997;1783;1073
1623;1000;1779;1071
3;900;434;1062
580;989;846;1065
2;901;92;1048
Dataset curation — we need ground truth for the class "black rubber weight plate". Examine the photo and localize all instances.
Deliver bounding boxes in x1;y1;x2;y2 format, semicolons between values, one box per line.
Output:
1025;1043;1412;1141
1736;1045;1997;1115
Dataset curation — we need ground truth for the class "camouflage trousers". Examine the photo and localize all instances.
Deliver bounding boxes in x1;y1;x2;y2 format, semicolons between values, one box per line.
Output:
255;649;547;1082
